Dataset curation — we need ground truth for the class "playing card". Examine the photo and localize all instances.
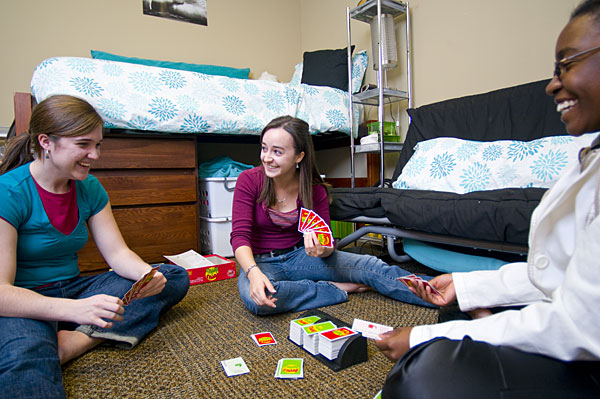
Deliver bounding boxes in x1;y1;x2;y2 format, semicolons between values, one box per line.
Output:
302;321;337;336
397;275;441;296
351;318;393;340
251;332;277;346
122;266;159;305
221;357;250;377
291;315;321;326
275;358;304;379
421;279;442;296
307;217;328;231
123;267;158;305
314;231;334;248
320;327;358;342
397;274;419;290
299;208;313;231
301;211;317;232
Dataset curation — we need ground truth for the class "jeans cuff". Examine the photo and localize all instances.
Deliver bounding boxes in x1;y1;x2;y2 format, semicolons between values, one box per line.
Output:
325;281;349;301
76;324;139;349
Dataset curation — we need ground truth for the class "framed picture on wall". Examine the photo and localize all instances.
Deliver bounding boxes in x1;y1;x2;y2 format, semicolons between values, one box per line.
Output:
143;0;208;26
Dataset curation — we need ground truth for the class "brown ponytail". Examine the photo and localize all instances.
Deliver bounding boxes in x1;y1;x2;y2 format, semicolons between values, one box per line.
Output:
0;95;103;175
0;133;35;174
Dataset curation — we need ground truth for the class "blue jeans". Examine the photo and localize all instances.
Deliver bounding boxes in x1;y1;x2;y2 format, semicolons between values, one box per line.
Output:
238;247;436;315
0;264;189;399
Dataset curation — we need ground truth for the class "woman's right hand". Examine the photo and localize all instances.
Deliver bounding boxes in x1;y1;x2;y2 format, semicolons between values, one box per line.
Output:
248;268;277;308
69;295;125;328
412;273;457;306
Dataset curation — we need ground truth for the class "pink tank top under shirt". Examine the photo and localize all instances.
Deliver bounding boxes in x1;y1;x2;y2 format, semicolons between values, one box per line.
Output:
33;178;79;235
267;207;299;228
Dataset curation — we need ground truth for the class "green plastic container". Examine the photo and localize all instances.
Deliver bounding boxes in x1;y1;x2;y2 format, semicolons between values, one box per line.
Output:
366;121;400;142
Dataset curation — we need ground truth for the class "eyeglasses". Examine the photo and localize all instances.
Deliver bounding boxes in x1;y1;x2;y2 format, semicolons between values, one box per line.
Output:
554;44;600;78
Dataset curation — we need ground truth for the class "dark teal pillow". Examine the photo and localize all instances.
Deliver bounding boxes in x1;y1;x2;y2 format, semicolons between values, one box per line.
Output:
90;50;250;79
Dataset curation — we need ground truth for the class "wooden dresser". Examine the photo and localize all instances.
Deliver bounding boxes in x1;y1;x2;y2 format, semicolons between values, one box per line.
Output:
77;134;199;274
14;91;200;275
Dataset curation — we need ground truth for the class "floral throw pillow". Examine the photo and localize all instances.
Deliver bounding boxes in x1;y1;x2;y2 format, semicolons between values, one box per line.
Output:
393;133;598;194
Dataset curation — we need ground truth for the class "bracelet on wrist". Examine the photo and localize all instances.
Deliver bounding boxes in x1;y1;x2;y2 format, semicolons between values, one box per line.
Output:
245;264;259;277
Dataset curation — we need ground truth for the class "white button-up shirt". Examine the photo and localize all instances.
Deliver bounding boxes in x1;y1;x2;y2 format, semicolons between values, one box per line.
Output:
410;133;600;361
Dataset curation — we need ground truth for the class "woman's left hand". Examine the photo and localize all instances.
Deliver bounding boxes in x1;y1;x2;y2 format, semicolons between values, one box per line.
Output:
304;231;332;257
132;270;167;301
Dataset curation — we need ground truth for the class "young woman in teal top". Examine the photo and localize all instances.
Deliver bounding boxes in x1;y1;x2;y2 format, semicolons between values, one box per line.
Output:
0;95;189;398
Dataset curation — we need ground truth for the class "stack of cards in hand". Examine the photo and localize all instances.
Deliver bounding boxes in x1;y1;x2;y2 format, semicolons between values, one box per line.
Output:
122;266;159;306
298;208;334;248
318;327;359;360
397;274;441;296
275;358;304;379
289;315;322;345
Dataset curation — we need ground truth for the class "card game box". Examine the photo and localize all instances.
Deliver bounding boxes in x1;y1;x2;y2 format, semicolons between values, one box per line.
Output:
164;250;236;286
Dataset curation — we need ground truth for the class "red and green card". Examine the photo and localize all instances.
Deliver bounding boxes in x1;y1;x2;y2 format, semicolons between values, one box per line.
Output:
122;266;159;305
298;207;334;248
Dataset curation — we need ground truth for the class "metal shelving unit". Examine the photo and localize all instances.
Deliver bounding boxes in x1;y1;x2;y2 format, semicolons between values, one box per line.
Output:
346;0;412;187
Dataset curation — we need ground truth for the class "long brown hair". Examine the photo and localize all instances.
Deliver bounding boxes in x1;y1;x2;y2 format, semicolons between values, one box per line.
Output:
0;95;103;174
258;116;330;209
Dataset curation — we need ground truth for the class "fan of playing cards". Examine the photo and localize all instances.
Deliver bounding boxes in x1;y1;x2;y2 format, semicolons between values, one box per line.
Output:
397;274;441;296
298;208;334;248
122;266;159;305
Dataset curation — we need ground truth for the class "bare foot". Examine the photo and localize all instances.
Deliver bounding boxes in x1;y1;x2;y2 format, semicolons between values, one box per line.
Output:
330;281;372;294
57;330;104;365
467;308;493;319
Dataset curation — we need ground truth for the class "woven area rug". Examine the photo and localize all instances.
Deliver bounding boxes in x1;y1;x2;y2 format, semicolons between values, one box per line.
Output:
62;270;438;398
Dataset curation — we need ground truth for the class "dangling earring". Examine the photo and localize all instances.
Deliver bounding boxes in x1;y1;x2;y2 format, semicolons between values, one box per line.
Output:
45;149;50;159
296;162;299;169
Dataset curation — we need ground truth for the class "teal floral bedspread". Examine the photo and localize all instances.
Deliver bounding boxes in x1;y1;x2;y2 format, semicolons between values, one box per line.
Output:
31;57;361;135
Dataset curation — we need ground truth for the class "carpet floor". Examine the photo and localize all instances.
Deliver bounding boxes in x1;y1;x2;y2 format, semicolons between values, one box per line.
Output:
62;266;438;398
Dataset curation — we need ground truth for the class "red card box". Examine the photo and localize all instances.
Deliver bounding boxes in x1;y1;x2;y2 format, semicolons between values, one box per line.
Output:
185;255;237;285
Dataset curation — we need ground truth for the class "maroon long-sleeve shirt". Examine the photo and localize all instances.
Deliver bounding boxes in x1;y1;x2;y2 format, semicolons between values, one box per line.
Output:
230;166;330;255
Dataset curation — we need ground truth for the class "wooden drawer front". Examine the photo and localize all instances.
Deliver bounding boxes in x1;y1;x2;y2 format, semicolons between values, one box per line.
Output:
94;170;197;206
77;204;198;274
94;137;196;169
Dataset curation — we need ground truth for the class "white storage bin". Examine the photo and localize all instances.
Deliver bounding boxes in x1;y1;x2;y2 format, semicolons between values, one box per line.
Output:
198;177;237;218
199;215;233;258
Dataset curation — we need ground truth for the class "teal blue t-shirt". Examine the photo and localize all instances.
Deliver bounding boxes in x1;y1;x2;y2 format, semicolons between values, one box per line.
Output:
0;163;109;288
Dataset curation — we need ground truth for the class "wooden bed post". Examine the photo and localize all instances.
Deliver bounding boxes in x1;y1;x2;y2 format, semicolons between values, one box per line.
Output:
13;92;35;136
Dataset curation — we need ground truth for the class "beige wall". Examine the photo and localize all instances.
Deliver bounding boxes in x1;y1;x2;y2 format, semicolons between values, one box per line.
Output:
304;0;581;178
0;0;583;177
0;0;301;126
300;0;579;105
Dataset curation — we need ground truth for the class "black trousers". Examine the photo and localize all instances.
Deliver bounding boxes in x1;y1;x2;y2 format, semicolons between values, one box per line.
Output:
382;337;600;399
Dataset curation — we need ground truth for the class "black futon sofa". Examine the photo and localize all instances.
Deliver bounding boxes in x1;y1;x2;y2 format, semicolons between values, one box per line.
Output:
330;79;567;258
